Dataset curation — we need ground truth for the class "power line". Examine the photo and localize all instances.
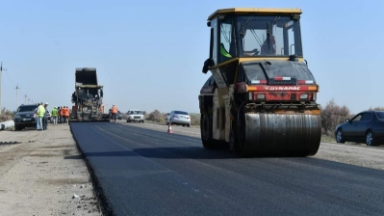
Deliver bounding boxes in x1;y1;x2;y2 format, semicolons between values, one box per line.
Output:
4;70;14;87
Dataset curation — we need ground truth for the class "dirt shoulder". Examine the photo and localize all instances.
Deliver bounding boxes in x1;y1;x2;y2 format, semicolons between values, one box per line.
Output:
120;120;384;171
0;124;100;216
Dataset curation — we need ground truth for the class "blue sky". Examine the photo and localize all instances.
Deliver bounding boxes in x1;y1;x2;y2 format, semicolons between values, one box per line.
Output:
0;0;383;114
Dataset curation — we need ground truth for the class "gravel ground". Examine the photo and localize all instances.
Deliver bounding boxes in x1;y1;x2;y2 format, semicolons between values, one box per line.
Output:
120;121;384;171
0;124;100;216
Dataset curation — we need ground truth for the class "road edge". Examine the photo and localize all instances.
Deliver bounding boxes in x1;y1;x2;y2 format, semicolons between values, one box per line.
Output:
68;122;116;216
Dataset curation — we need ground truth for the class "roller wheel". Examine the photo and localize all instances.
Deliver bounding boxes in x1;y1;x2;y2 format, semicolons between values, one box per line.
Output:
200;111;221;150
232;106;321;157
233;106;251;157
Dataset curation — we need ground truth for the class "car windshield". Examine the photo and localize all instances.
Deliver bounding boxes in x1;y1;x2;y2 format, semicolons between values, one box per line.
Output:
130;111;143;114
17;105;38;112
375;111;384;120
225;15;302;57
175;111;189;115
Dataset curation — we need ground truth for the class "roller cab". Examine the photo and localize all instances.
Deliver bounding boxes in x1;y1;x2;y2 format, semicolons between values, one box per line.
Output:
199;8;321;157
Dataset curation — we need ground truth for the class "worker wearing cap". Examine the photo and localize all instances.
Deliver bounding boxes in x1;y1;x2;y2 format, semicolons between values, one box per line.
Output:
111;105;118;123
52;106;58;125
43;102;49;130
36;102;45;131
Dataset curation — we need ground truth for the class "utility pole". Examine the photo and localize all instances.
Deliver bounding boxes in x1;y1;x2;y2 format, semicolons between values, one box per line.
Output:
15;84;20;108
0;62;6;114
25;94;27;104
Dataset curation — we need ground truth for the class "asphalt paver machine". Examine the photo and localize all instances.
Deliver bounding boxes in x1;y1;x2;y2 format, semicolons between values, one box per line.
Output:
70;68;110;122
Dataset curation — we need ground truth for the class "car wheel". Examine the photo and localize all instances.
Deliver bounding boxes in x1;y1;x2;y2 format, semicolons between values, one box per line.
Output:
187;124;190;127
366;131;375;146
336;129;345;143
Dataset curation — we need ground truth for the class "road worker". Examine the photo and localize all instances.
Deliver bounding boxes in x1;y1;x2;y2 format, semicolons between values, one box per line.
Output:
36;102;45;131
59;106;64;123
111;105;118;123
52;106;58;125
43;102;49;130
63;106;70;123
62;106;66;123
57;106;61;123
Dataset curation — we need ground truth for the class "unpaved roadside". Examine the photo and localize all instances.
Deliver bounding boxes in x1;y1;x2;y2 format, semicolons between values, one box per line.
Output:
120;121;384;171
0;124;100;216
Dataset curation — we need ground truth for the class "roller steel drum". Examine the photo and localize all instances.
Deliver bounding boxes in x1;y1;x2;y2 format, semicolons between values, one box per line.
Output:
238;113;321;156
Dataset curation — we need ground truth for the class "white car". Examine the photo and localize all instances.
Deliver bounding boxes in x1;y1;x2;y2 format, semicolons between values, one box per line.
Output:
126;110;145;123
166;110;191;127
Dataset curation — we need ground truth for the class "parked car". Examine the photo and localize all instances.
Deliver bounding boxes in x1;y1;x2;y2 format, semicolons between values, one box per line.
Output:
166;110;191;127
117;111;123;120
13;104;39;131
334;110;384;146
126;110;145;123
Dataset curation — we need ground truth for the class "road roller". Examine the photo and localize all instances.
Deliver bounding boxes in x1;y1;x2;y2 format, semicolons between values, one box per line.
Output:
199;8;321;157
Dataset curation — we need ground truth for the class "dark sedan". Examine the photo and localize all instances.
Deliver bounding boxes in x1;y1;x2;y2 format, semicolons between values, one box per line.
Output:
334;110;384;146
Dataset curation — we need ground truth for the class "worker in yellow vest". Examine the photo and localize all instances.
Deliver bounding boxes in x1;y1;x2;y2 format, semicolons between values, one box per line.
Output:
36;102;45;131
52;106;58;125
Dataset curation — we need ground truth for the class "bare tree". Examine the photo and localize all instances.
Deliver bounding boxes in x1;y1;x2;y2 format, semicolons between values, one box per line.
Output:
0;108;14;121
321;99;352;136
147;110;166;123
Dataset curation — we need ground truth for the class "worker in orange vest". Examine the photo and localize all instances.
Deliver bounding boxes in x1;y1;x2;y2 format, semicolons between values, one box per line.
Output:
111;105;118;123
63;106;70;123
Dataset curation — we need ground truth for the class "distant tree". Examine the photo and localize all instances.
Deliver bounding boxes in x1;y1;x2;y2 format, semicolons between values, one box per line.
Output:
321;99;352;136
368;106;384;111
0;108;14;121
189;113;201;126
142;111;147;119
147;109;166;123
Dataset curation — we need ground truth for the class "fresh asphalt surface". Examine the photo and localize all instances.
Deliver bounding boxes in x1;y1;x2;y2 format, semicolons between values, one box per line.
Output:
70;122;384;216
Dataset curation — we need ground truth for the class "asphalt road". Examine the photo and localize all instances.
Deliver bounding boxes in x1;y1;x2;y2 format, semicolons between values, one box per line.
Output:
70;122;384;216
